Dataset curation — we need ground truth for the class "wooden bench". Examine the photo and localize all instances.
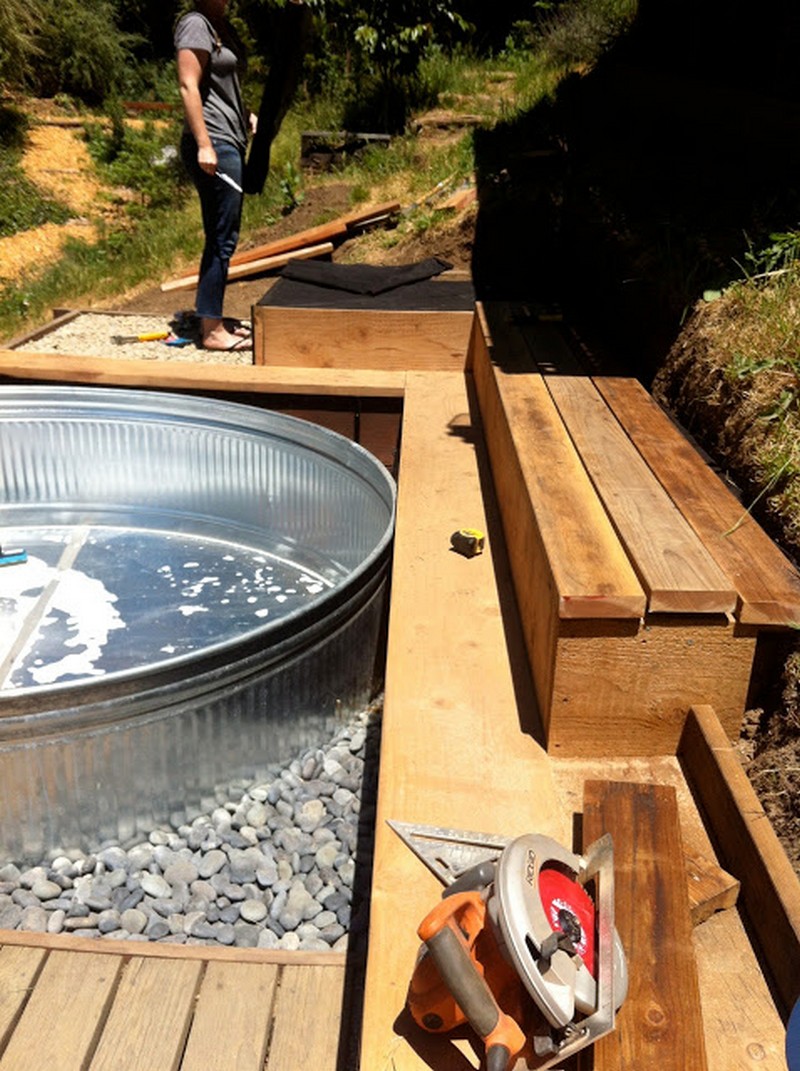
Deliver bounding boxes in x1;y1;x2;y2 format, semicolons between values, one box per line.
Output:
470;301;800;755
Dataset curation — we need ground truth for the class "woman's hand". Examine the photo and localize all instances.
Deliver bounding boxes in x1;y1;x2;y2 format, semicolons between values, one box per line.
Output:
198;142;218;174
248;112;258;137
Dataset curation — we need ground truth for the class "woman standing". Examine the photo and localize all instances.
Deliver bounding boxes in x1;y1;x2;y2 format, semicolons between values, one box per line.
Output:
176;0;254;352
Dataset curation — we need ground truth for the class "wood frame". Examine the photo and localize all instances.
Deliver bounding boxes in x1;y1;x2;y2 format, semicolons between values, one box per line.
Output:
469;303;763;754
1;312;800;1071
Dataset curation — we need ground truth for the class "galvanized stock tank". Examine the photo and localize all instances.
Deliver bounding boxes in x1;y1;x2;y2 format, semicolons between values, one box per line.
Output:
0;387;395;863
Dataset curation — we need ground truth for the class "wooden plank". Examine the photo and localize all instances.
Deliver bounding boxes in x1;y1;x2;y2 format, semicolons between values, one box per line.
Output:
693;909;789;1069
181;961;279;1071
268;963;345;1071
160;200;403;290
88;957;202;1071
160;241;334;293
2;309;80;349
471;303;646;621
230;200;400;268
551;755;787;1067
523;330;737;615
0;950;121;1071
435;186;477;212
685;850;740;925
679;704;800;1015
0;350;406;397
254;306;472;370
359;371;567;1071
595;375;800;626
0;946;46;1054
0;928;346;965
582;780;709;1070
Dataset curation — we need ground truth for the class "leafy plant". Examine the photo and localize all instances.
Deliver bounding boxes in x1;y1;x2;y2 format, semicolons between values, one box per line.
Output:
83;108;186;210
27;0;142;103
0;0;44;90
278;160;304;213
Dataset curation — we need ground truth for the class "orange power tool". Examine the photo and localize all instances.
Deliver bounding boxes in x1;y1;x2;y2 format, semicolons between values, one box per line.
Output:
392;821;628;1071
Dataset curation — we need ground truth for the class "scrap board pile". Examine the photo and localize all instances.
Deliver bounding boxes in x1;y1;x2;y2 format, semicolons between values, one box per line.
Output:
159;200;401;293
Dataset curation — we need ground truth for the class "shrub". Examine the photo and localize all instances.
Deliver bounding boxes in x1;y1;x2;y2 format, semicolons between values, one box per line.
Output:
28;0;142;104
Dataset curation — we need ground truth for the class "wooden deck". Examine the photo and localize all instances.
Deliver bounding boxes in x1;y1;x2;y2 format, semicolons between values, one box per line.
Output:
2;304;800;1070
0;935;348;1071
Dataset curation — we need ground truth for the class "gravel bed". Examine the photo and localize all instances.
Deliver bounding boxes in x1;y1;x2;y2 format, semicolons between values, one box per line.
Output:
0;701;380;952
13;311;253;365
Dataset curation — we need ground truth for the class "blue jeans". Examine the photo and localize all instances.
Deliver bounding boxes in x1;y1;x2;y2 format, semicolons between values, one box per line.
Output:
181;134;244;321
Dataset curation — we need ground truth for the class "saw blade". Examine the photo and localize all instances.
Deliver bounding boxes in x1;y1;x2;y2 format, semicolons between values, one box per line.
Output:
538;866;596;977
387;820;511;886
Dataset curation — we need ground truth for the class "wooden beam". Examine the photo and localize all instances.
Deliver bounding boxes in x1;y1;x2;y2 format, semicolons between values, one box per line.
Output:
159;200;403;291
0;928;346;967
581;780;709;1070
231;200;400;268
254;306;472;370
684;849;740;925
0;350;406;398
679;704;800;1015
470;303;646;622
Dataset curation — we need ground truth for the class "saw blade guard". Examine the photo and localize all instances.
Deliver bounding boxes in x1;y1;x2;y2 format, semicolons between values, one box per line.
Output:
492;833;627;1031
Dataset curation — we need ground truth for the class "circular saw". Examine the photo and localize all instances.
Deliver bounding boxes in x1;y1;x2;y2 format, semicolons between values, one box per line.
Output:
390;820;628;1071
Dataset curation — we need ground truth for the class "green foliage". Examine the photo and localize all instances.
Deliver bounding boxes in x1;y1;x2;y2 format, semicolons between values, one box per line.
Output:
27;0;142;103
508;0;636;68
0;107;71;239
0;0;44;90
300;1;473;132
278;161;304;213
739;230;800;279
83;106;186;210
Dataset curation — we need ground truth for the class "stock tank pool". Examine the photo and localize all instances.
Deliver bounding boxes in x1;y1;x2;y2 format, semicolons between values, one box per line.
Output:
0;386;395;863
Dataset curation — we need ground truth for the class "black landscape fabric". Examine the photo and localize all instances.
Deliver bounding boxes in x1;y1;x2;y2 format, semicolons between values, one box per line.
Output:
279;257;454;296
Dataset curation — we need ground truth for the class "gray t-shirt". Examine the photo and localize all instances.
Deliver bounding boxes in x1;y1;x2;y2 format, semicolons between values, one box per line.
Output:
175;11;248;152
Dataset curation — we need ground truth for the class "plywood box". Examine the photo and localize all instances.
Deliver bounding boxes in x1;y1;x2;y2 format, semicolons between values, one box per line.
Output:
253;276;474;370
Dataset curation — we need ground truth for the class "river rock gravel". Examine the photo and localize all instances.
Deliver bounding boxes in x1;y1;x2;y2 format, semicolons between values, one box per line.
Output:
0;701;380;952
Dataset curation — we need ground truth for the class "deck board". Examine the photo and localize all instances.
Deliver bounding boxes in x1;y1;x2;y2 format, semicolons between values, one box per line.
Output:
267;963;346;1071
0;950;121;1071
595;375;800;626
179;961;278;1071
0;941;346;1071
359;370;567;1071
89;957;202;1071
0;946;46;1052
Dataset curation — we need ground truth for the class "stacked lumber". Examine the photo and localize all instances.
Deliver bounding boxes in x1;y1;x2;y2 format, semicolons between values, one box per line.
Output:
160;201;400;292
